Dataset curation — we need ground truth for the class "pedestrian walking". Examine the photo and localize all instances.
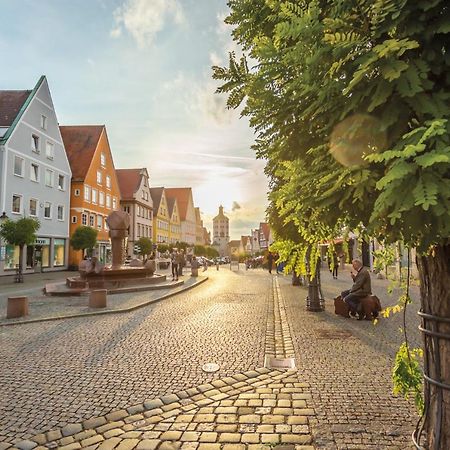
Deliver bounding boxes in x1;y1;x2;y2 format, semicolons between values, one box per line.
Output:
171;250;179;281
267;252;274;274
178;249;185;276
332;252;339;279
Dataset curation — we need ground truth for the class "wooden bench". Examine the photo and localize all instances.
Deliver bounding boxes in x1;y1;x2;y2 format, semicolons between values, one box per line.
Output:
334;294;382;320
7;296;29;319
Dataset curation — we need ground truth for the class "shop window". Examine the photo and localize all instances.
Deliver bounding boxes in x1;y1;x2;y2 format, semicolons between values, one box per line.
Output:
35;238;51;268
53;239;65;266
4;244;20;270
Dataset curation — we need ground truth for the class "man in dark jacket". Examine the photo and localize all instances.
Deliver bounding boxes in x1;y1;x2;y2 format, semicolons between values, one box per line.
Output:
341;259;372;319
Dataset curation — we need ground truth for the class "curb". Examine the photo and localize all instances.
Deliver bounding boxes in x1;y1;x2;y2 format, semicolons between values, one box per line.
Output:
0;276;208;327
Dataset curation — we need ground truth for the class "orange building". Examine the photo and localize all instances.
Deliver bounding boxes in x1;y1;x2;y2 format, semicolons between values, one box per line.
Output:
60;125;121;267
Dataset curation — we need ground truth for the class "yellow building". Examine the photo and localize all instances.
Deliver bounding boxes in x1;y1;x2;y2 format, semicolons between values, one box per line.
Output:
150;187;170;244
166;194;181;244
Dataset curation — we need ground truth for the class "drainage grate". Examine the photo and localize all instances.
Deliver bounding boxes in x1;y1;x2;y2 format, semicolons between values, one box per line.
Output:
317;330;352;339
264;356;296;370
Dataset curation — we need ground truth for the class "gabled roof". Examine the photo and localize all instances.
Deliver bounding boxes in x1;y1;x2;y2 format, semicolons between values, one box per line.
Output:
165;188;193;221
241;235;251;246
60;125;105;181
150;187;165;214
116;168;143;200
195;207;201;222
0;75;45;144
167;197;177;218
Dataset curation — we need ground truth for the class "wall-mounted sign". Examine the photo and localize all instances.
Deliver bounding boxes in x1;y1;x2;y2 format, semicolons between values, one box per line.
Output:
35;238;50;245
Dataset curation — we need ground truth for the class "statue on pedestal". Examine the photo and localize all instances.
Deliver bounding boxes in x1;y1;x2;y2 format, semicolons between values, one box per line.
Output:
105;211;130;269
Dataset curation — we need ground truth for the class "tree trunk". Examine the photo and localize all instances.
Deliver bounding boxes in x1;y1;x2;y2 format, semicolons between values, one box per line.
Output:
416;243;450;450
18;244;24;283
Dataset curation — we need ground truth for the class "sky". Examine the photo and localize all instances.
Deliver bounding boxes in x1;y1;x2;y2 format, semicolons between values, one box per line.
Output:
0;0;269;239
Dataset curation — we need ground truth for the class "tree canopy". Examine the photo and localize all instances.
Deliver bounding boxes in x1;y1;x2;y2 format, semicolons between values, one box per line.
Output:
70;226;98;255
0;218;40;248
213;0;449;252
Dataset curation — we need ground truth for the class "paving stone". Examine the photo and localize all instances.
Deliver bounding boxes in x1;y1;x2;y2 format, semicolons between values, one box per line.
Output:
198;433;217;443
46;430;62;442
143;400;164;411
14;441;37;450
135;441;159;450
80;435;104;447
97;438;123;450
62;424;83;438
59;444;81;450
160;431;183;441
115;439;140;450
281;434;312;444
83;417;107;430
30;435;46;446
196;445;220;450
158;442;181;450
103;429;125;439
160;394;180;405
105;411;129;422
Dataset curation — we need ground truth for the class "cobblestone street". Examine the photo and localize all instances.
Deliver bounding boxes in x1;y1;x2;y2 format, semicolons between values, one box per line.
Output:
0;267;421;449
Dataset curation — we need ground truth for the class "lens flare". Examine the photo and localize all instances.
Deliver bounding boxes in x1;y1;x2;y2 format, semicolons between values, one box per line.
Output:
329;114;387;167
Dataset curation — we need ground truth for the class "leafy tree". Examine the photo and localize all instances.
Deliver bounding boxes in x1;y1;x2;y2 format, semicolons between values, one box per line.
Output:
0;218;40;282
194;244;206;256
157;243;170;255
70;226;98;257
214;1;449;447
135;237;153;259
205;246;219;258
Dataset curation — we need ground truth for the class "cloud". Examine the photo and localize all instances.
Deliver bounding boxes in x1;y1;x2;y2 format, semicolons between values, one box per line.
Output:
111;0;184;47
232;201;241;211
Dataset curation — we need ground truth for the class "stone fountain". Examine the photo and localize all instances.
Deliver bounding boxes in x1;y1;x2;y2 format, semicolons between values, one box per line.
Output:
46;211;165;296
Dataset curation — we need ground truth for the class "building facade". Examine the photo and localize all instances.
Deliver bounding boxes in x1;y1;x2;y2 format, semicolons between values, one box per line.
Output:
165;188;196;245
167;196;181;244
116;168;153;256
150;187;170;244
195;207;205;245
60;125;121;267
212;205;230;256
0;76;72;276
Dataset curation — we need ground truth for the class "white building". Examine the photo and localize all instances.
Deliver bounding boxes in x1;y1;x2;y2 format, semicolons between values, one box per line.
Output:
0;76;71;276
212;205;229;256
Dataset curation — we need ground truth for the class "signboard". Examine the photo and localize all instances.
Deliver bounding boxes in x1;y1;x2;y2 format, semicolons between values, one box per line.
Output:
35;238;50;245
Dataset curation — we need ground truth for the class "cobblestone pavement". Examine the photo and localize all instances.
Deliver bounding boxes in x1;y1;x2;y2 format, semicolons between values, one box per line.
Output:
0;267;422;449
279;269;421;449
0;270;270;443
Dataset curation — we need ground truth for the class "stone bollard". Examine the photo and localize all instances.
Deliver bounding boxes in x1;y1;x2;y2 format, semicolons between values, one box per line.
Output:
89;289;107;308
191;268;199;277
7;296;29;319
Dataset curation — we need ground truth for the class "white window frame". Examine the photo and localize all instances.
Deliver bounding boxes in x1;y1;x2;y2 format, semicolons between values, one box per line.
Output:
44;202;52;219
41;115;47;130
45;141;54;160
89;215;95;227
106;175;111;189
12;194;22;214
106;194;111;208
99;191;105;206
81;213;87;226
74;188;80;196
30;163;39;182
29;198;38;217
45;169;54;187
100;152;106;167
96;170;102;185
97;215;102;229
112;197;117;209
57;205;64;221
84;185;91;202
13;156;24;177
92;188;98;204
71;216;77;224
31;134;40;153
58;175;65;191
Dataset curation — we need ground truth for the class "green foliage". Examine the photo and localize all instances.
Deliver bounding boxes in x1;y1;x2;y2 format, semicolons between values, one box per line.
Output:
0;218;40;247
135;237;152;257
372;245;396;273
157;244;170;254
392;343;424;415
70;226;98;255
205;246;219;258
194;245;206;256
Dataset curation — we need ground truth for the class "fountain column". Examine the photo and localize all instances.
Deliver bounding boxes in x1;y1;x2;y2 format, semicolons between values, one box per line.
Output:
105;210;130;269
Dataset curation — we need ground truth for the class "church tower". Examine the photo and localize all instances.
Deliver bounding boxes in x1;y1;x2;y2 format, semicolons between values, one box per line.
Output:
213;205;230;256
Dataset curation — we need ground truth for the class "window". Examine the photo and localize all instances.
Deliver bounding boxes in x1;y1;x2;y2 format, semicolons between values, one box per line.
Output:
45;141;54;160
84;185;91;202
31;134;40;153
53;239;65;266
74;189;80;196
99;191;105;206
82;213;87;225
30;163;39;182
44;202;51;218
89;215;95;227
14;156;24;177
45;169;53;187
29;199;37;216
112;197;117;209
41;115;47;130
57;205;64;221
58;175;65;190
106;194;111;208
12;194;22;214
106;175;111;188
97;215;102;229
96;170;102;185
72;216;77;224
92;189;98;204
100;152;106;167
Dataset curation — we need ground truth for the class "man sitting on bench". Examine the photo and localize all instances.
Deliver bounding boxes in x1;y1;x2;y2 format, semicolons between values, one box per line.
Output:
341;259;372;320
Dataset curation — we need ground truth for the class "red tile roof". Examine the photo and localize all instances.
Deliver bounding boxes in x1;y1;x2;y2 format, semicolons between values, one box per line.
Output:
0;90;31;127
116;168;142;200
60;125;104;181
165;188;192;221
